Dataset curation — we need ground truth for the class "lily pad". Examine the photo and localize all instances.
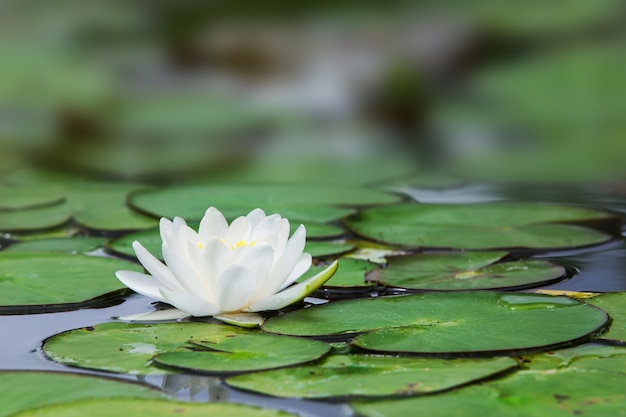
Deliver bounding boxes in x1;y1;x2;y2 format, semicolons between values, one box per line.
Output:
298;258;378;288
0;172;157;232
0;185;64;210
153;333;330;374
11;398;296;417
128;183;401;224
344;202;617;250
44;322;251;375
368;251;566;291
226;354;516;399
353;345;626;417
0;371;168;417
4;237;107;254
0;252;141;314
305;241;355;258
586;292;626;342
263;292;608;355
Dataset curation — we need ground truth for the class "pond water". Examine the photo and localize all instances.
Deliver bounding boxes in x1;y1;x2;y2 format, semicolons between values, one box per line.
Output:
1;182;624;416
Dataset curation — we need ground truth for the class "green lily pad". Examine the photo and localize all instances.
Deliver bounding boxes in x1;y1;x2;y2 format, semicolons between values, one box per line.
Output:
43;322;252;375
586;292;626;342
226;354;516;399
263;292;608;355
0;185;64;210
305;241;355;258
128;183;401;224
298;258;377;288
10;398;296;417
153;333;330;374
353;345;626;417
0;171;157;232
352;368;626;417
0;371;168;417
522;343;626;371
4;237;107;254
368;251;566;291
0;252;141;313
344;202;617;250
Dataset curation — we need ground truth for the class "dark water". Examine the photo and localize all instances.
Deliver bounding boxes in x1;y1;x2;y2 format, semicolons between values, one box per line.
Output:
1;183;625;417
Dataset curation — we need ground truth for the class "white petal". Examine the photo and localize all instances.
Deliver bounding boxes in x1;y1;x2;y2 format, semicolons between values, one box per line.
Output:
239;244;274;302
199;207;228;240
249;214;281;242
161;289;220;316
162;243;208;296
177;222;199;249
132;241;184;292
215;264;257;312
245;208;267;228
223;216;252;247
159;217;173;244
117;309;190;321
245;260;338;312
270;218;290;258
278;252;312;291
200;236;232;302
115;270;167;301
266;224;307;291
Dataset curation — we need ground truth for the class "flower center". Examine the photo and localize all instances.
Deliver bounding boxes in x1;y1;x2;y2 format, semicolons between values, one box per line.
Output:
220;239;256;250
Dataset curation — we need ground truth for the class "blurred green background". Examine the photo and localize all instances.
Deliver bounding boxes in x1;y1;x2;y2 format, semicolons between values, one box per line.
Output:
1;0;625;184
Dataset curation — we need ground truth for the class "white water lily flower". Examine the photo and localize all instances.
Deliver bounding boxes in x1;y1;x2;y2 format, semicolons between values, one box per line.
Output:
115;207;337;325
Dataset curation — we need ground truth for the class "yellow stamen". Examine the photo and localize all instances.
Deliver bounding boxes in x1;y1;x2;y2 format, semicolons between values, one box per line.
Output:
197;243;204;249
235;240;256;248
220;238;256;250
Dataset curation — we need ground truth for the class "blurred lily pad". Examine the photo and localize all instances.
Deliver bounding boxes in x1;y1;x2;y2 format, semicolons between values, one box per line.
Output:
344;202;617;250
153;333;330;375
0;252;141;314
4;237;107;254
226;355;516;399
305;241;355;258
368;251;566;291
0;171;157;232
43;322;250;375
0;371;168;417
263;292;607;355
128;183;401;225
11;398;297;417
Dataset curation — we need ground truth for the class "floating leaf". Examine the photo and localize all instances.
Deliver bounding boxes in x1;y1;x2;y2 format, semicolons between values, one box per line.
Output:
43;322;251;375
586;292;626;342
353;346;626;417
0;252;141;314
263;292;607;355
344;202;616;250
298;258;377;288
153;333;330;374
11;398;296;417
0;371;168;417
129;183;401;224
305;241;355;258
0;171;157;232
369;251;566;291
226;355;516;399
4;237;107;254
